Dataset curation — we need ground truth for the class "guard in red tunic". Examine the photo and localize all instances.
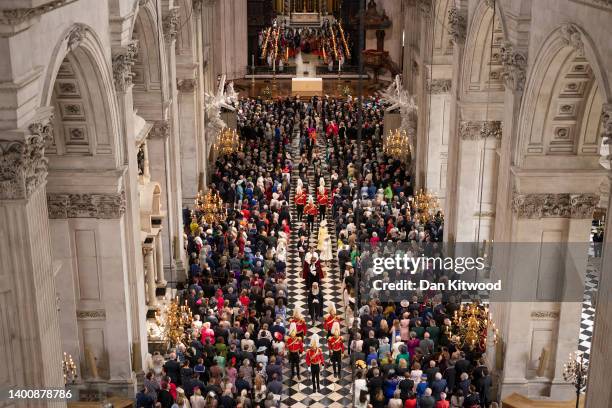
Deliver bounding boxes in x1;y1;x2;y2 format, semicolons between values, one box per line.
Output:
316;177;329;221
305;334;325;393
324;304;342;336
295;181;307;222
289;309;308;338
327;322;345;377
304;195;318;233
286;323;304;379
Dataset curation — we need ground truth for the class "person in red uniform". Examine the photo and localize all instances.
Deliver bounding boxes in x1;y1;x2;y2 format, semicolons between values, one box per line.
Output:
289;309;308;338
323;304;342;336
316;178;328;221
304;195;318;233
327;321;345;377
286;323;304;380
295;182;307;222
305;334;325;393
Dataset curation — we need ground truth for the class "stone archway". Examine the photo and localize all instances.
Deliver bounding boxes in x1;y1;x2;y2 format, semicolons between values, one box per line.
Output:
497;22;610;401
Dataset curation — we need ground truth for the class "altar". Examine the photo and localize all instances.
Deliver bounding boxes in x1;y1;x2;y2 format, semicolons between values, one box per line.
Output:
291;12;321;25
291;77;323;97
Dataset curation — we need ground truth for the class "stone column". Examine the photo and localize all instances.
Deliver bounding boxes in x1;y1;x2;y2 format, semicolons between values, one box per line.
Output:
112;41;150;376
0;116;66;407
442;4;466;243
424;79;452;209
177;78;199;206
495;192;598;400
164;10;187;279
155;234;166;286
144;247;157;307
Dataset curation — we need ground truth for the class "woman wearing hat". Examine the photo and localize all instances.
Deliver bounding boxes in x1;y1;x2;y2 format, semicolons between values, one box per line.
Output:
305;334;325;393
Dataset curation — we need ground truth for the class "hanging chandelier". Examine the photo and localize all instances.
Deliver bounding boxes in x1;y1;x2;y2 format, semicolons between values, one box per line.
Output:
383;129;411;161
214;128;240;156
413;188;441;223
452;302;499;350
195;189;226;224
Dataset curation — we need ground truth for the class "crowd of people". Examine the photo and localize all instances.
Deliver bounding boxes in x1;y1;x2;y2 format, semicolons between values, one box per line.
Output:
135;94;494;408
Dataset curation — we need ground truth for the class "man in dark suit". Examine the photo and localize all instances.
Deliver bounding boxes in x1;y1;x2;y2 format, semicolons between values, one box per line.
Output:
163;353;181;386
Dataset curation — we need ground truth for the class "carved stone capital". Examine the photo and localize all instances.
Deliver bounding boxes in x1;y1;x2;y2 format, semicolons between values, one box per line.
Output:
511;192;598;219
192;0;203;12
427;79;452;94
560;23;584;56
447;6;466;44
500;41;527;92
149;120;170;139
0;0;78;26
66;23;87;51
417;0;432;19
163;7;180;43
112;40;139;92
47;191;126;219
0;117;54;200
177;78;197;93
459;121;503;140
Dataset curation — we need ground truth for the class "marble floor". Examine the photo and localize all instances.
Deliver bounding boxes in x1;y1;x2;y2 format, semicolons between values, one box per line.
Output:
279;127;353;408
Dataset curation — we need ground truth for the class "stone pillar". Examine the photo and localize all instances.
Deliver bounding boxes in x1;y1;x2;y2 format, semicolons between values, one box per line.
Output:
0;116;66;407
177;78;199;205
112;41;150;378
424;79;452;209
155;234;166;286
442;5;466;243
164;12;187;279
495;192;598;400
144;247;157;307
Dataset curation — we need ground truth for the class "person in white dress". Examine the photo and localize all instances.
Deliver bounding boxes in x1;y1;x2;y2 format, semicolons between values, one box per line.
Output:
317;219;333;263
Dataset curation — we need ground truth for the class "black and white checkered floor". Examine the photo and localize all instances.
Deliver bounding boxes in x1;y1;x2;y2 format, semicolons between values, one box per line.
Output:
578;253;600;364
279;130;353;408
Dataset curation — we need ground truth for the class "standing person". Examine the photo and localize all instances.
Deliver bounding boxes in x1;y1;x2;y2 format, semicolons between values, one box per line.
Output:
302;250;324;290
327;321;345;378
308;282;323;322
295;181;307;222
323;304;341;336
286;323;304;380
316;178;329;221
305;334;325;393
304;196;318;233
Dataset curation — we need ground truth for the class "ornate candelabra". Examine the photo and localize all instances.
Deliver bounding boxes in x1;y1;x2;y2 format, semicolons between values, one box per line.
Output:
62;352;77;384
413;188;441;223
563;352;587;408
213;127;240;156
452;302;498;350
163;298;193;347
195;189;226;225
383;129;410;161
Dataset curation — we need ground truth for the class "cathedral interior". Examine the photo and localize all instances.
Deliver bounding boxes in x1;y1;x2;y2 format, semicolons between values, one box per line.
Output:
0;0;611;407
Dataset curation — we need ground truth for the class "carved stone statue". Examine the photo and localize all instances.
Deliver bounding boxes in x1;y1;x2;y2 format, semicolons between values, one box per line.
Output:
204;74;238;136
378;74;418;134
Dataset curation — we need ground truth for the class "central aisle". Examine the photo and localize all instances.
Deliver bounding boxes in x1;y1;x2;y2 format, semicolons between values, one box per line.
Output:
281;125;353;407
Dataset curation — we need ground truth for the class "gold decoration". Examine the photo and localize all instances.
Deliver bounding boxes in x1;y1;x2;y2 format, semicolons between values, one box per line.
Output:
383;129;410;161
162;298;193;347
452;302;499;349
195;189;226;224
62;352;77;384
413;188;441;223
213;127;240;156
